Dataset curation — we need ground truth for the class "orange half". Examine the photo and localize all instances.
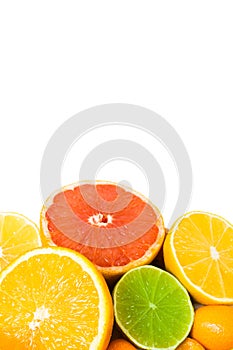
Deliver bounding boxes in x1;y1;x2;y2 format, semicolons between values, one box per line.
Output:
40;181;165;280
0;247;113;349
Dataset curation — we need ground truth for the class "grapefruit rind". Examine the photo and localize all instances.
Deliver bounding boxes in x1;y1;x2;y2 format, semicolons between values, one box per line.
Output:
163;211;233;305
0;247;114;350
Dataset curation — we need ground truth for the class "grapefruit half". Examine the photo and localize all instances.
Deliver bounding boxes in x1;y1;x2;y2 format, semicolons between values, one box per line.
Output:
40;181;165;280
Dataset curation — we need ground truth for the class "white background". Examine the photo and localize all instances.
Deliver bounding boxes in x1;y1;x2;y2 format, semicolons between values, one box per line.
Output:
0;1;233;227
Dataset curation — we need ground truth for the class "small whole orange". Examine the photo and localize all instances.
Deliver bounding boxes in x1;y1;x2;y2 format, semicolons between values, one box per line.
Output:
176;337;205;349
191;305;233;350
107;338;136;350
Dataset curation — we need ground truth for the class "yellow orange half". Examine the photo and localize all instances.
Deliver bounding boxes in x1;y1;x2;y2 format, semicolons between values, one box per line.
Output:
0;212;42;272
164;211;233;304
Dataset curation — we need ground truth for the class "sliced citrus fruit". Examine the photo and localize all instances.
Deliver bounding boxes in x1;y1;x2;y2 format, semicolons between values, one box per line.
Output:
163;211;233;304
191;305;233;350
40;181;165;280
0;212;42;271
0;247;113;350
113;265;194;350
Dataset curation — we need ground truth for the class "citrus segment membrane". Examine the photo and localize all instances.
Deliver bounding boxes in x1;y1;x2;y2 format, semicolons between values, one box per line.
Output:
41;182;165;278
0;212;42;271
164;211;233;304
0;247;113;350
113;265;194;350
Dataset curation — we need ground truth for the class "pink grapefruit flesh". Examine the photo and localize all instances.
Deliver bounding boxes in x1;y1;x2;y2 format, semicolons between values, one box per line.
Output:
40;182;165;279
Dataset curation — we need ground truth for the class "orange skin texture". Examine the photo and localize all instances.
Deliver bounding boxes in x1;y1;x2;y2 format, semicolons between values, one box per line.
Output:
191;305;233;350
176;337;205;350
107;339;137;350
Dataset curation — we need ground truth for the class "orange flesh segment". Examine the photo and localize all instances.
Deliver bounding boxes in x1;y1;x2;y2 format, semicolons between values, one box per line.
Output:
45;184;162;267
173;213;233;299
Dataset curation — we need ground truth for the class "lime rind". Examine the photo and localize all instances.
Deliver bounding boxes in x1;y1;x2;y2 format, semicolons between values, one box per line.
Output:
113;265;194;350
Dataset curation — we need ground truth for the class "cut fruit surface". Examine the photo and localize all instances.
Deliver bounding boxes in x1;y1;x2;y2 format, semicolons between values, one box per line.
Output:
0;212;42;271
0;247;113;350
40;181;165;279
113;265;194;350
163;211;233;304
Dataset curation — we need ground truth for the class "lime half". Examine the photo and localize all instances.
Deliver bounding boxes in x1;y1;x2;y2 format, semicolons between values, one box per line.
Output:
113;265;194;350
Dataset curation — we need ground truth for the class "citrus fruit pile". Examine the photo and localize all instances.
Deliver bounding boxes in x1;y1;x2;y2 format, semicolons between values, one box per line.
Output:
1;181;233;350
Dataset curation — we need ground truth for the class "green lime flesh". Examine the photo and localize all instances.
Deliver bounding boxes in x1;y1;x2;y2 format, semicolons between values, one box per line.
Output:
113;265;194;350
